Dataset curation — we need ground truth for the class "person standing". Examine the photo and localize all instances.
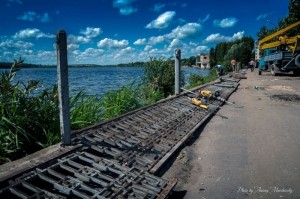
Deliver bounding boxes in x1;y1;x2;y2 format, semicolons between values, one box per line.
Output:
248;59;256;72
216;64;224;78
231;58;237;73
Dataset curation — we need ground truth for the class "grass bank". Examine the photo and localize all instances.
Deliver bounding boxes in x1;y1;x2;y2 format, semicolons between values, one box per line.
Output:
0;57;217;165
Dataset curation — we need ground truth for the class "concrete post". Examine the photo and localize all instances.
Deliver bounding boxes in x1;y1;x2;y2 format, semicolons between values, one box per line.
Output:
175;49;181;95
56;30;71;145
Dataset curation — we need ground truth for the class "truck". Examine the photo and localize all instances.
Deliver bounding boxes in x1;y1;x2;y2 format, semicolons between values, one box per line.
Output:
256;20;300;76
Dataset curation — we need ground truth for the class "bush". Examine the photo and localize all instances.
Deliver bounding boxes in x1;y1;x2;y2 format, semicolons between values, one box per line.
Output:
187;69;218;89
0;60;104;164
70;91;102;129
100;83;141;120
142;57;184;97
0;59;60;162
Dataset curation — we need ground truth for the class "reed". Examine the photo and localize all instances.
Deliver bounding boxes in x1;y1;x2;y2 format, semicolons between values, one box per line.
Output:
100;83;141;120
0;57;190;164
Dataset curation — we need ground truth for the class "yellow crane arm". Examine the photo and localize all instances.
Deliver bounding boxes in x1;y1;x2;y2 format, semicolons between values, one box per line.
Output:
259;20;300;46
259;36;300;51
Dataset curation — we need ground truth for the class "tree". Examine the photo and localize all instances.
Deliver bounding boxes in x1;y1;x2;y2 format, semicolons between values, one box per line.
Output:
279;0;300;36
209;48;216;66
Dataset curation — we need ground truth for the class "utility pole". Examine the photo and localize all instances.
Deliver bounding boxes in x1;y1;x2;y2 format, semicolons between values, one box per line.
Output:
175;49;181;95
56;30;71;145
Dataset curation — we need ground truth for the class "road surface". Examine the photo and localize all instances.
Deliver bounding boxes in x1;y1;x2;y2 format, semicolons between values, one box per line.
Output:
161;69;300;199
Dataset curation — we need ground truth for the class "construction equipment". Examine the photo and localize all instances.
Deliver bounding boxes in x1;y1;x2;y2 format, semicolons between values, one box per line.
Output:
256;20;300;76
198;89;243;108
199;90;220;99
191;98;208;109
181;87;243;108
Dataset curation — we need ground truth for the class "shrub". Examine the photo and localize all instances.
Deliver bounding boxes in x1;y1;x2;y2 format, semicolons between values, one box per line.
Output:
142;57;184;97
100;83;141;120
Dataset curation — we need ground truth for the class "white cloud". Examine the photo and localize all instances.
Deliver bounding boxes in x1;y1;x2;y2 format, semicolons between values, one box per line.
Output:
204;31;245;43
148;35;165;45
213;17;237;28
17;11;51;23
231;31;244;40
81;48;105;57
67;44;79;51
114;47;134;58
80;27;102;38
68;35;90;44
13;28;54;39
146;11;176;29
144;45;153;51
134;38;147;45
0;40;33;49
168;23;202;39
97;38;129;49
169;38;183;48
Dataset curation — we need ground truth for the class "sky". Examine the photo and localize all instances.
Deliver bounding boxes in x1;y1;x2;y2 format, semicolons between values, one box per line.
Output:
0;0;290;65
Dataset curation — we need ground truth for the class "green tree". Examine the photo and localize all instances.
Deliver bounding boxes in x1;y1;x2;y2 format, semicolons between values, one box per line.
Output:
279;0;300;36
209;48;217;66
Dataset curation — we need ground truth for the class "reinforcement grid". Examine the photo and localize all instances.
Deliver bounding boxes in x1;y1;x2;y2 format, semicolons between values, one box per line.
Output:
0;79;239;198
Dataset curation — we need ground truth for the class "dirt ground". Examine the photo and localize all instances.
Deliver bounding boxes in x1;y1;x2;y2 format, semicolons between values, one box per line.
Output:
160;69;300;199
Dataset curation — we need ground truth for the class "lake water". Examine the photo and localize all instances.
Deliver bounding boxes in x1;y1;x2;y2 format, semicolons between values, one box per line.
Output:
2;66;209;97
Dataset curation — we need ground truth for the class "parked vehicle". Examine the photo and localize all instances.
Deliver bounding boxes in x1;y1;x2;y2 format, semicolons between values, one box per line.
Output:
256;20;300;76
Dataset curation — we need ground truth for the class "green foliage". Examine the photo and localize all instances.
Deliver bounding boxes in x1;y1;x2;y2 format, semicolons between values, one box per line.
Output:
100;83;141;120
142;56;184;97
209;37;254;70
0;60;104;164
139;84;164;106
209;48;217;67
278;0;300;36
0;59;60;163
70;91;103;129
182;56;196;66
187;69;218;89
257;0;300;41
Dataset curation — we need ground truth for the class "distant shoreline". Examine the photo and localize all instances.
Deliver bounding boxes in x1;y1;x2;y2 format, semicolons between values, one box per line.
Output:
0;62;145;69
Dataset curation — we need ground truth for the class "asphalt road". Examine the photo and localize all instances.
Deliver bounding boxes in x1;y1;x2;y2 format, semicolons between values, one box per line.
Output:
161;69;300;199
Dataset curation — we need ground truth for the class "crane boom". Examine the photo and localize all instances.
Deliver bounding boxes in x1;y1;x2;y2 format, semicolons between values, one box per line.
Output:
259;20;300;46
257;20;300;76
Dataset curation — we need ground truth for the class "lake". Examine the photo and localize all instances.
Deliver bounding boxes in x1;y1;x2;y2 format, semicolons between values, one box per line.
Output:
2;66;210;97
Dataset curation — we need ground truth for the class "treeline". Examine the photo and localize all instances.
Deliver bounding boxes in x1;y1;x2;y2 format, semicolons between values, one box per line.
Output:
209;36;255;72
0;62;56;68
116;61;146;67
0;62;145;68
256;0;299;40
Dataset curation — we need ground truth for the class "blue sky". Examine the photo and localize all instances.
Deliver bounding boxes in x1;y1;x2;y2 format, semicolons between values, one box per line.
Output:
0;0;289;65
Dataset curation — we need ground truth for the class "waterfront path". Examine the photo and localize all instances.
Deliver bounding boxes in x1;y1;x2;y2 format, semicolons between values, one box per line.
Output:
162;69;300;199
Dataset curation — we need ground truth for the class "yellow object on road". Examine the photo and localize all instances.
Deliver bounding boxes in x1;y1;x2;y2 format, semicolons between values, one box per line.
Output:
199;90;213;98
191;98;208;109
199;90;220;99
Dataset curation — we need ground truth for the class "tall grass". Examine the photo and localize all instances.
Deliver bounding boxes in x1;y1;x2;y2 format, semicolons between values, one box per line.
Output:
0;57;204;165
186;68;218;89
0;60;103;164
100;83;141;120
70;91;102;129
142;56;185;97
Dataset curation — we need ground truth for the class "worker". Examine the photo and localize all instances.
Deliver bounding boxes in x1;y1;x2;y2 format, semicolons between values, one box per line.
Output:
248;58;256;72
231;58;237;73
215;64;224;78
